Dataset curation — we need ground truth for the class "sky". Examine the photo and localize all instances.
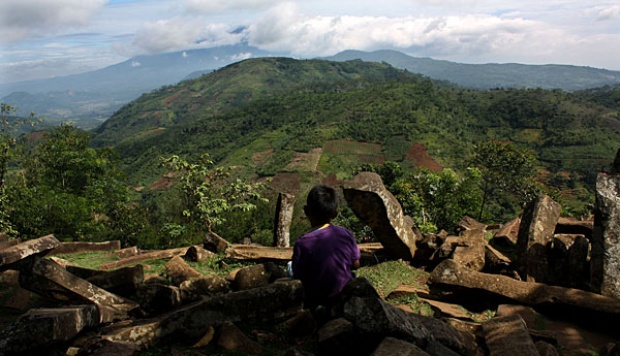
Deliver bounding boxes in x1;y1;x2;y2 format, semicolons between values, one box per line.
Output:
1;0;619;85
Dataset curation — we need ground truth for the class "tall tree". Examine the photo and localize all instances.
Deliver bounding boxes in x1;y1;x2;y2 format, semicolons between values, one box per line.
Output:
470;140;539;221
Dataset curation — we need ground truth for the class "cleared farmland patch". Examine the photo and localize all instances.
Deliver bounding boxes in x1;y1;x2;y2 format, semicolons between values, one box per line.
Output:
318;140;386;178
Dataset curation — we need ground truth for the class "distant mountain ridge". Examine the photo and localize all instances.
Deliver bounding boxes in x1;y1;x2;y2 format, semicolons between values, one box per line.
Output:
2;46;620;126
323;50;620;91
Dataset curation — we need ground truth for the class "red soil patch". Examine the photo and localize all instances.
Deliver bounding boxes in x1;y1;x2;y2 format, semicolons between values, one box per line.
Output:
405;143;443;172
149;172;176;191
269;172;301;195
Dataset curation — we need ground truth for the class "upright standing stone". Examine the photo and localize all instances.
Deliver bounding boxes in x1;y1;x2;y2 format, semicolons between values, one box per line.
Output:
343;172;417;260
591;173;620;298
273;192;295;248
516;195;561;282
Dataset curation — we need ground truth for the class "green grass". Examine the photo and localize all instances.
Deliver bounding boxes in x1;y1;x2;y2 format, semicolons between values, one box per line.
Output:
51;252;120;270
356;260;428;298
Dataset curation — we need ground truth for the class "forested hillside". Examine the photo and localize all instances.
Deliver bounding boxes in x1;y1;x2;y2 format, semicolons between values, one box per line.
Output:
93;57;618;190
2;57;619;249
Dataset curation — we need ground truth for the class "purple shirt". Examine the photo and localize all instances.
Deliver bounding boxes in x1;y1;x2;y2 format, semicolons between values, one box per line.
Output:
292;224;361;305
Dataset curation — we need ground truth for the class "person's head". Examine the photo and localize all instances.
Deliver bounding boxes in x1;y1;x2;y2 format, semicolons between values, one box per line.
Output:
304;184;338;225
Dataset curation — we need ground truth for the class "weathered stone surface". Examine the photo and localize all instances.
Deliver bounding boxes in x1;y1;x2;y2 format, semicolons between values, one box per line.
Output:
612;147;620;174
274;192;295;248
457;216;486;232
430;259;620;319
492;217;521;247
203;231;231;253
317;318;368;355
96;280;303;352
280;309;316;341
481;314;539;356
340;276;382;302
565;235;589;290
452;229;486;271
0;234;60;270
546;235;589;289
179;274;231;299
233;262;286;291
516;195;562;282
413;233;442;263
591;173;620;298
0;235;19;250
555;216;593;237
165;255;203;286
343;296;475;354
66;264;144;297
218;321;263;355
99;247;190;271
135;283;182;316
371;336;430;356
343;172;417;260
113;246;139;259
535;340;560;356
0;270;31;310
432;235;461;262
0;305;99;354
184;245;215;262
18;256;139;322
483;243;513;276
225;244;293;261
51;240;121;255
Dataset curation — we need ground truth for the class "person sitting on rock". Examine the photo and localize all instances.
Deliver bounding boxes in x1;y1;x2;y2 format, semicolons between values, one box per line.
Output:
291;184;361;311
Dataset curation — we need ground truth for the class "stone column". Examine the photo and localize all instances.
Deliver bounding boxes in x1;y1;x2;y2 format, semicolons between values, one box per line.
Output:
273;192;295;248
591;173;620;298
516;195;561;282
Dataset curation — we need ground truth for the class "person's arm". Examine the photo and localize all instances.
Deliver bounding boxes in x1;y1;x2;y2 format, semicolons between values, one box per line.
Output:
352;259;360;270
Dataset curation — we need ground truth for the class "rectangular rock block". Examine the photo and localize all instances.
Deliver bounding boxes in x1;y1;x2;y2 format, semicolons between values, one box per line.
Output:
0;305;99;354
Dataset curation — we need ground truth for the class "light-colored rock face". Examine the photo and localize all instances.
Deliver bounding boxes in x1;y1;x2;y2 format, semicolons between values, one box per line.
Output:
274;192;295;248
592;173;620;299
0;234;60;269
343;172;417;260
516;194;562;282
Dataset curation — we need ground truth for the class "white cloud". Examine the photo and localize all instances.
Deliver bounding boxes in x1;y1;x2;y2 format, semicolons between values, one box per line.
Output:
247;4;550;61
131;17;244;54
596;5;620;21
0;0;105;44
183;0;286;13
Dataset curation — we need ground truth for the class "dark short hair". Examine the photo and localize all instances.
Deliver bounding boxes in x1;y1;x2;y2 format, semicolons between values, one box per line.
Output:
306;184;338;221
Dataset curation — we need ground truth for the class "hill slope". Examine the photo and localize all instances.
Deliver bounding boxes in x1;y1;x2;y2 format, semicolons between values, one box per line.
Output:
325;50;620;91
3;47;620;126
90;57;620;217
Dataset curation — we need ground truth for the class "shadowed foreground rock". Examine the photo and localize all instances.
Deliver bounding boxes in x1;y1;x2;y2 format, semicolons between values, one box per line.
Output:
481;314;539;356
430;259;620;320
65;264;144;297
0;305;99;354
343;295;476;355
18;256;139;323
81;280;304;353
343;172;418;260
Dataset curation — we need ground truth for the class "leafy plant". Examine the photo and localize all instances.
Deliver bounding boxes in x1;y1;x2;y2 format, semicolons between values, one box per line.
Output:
161;153;268;234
